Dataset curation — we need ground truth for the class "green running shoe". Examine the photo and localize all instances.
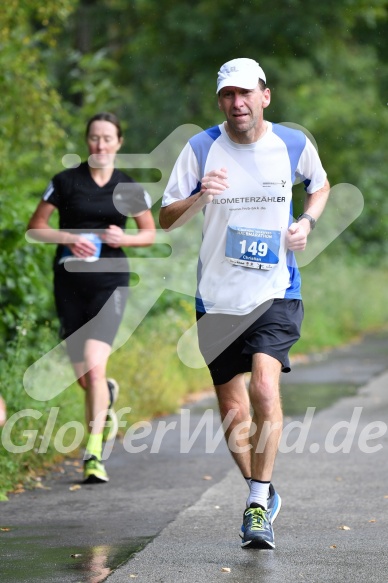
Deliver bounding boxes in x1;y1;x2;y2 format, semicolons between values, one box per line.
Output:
103;378;119;442
83;455;109;483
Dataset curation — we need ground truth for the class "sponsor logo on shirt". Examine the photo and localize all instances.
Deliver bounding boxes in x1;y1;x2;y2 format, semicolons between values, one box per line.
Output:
263;180;286;187
212;196;286;205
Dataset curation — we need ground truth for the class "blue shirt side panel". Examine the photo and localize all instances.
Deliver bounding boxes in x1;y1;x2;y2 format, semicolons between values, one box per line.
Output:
271;123;306;183
195;255;206;312
190;181;202;196
271;124;306;300
285;255;302;299
189;127;221;311
189;126;222;179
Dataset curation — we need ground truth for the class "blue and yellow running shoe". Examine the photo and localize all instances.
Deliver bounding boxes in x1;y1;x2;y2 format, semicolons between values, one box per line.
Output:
240;483;281;547
241;504;275;549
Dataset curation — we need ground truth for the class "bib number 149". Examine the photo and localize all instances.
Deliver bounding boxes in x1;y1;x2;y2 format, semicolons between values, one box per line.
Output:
239;240;268;257
225;225;280;269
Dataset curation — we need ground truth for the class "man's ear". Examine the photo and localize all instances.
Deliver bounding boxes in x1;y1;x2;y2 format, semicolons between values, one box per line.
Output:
262;88;271;109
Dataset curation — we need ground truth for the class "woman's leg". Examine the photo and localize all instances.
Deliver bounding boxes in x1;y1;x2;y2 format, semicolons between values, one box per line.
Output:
82;338;112;436
0;395;6;427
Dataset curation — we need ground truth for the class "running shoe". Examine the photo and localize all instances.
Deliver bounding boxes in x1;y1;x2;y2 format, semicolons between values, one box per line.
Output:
240;483;281;540
241;503;275;549
103;378;119;442
267;483;282;523
83;455;109;483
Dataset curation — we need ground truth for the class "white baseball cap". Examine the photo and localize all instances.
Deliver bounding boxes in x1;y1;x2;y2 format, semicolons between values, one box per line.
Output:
216;58;266;94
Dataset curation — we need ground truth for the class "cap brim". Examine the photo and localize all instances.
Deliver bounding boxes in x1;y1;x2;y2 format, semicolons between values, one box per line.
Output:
216;76;260;94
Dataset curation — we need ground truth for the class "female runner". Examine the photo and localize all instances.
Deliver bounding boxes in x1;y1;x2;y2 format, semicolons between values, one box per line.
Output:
28;112;156;482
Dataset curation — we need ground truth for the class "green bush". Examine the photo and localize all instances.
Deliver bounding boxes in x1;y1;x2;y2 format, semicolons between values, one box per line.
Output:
294;254;388;353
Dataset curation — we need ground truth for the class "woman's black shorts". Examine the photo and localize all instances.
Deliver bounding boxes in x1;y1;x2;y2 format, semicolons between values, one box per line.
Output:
196;299;304;385
54;265;129;362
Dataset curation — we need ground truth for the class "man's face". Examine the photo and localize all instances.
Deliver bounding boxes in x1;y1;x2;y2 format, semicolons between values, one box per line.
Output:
218;85;271;143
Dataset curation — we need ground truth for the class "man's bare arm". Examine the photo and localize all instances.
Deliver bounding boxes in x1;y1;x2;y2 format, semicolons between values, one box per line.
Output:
286;178;330;251
301;178;331;223
159;191;206;231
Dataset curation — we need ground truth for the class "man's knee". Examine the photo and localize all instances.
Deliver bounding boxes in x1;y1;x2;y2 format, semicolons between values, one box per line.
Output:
249;377;280;417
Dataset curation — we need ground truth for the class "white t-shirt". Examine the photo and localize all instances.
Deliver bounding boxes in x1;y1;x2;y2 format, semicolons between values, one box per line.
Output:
162;122;327;315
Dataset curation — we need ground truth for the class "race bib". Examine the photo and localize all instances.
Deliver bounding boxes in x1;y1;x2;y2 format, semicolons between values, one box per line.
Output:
225;225;280;270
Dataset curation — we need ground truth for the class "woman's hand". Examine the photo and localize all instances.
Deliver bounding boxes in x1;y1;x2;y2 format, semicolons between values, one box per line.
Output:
102;225;125;248
67;235;98;258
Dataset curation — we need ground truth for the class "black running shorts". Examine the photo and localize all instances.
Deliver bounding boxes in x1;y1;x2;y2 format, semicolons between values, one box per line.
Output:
54;266;129;362
196;299;304;386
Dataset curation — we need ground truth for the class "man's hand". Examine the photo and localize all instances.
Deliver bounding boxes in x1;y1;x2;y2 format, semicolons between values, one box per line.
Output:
200;167;229;203
159;167;229;230
286;220;310;251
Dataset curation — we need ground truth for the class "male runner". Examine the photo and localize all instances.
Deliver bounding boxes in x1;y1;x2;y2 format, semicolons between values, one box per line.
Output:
160;58;330;548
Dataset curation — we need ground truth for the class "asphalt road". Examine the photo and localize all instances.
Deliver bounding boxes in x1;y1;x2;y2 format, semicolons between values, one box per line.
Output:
1;330;388;583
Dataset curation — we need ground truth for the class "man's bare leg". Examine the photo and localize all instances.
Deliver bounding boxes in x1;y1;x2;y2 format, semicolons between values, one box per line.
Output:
214;373;252;479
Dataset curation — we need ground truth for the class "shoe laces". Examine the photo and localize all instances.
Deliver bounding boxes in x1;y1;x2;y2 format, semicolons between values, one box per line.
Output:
85;456;102;469
245;506;267;531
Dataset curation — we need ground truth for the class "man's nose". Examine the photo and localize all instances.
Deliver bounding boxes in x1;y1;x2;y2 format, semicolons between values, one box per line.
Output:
233;94;245;108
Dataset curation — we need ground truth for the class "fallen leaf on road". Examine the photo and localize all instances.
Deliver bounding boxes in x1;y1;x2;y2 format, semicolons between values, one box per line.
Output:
369;519;377;523
69;485;81;491
221;567;231;572
13;482;25;494
330;545;337;549
338;525;351;530
202;475;212;481
34;482;51;490
13;487;25;495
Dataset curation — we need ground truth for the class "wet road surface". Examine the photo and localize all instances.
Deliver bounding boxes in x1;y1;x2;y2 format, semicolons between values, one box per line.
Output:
1;330;388;582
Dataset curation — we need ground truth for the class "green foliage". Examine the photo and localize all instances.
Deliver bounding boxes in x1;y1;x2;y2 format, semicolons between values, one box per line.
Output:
294;253;388;353
0;197;55;344
0;0;78;353
0;319;84;499
0;0;77;174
